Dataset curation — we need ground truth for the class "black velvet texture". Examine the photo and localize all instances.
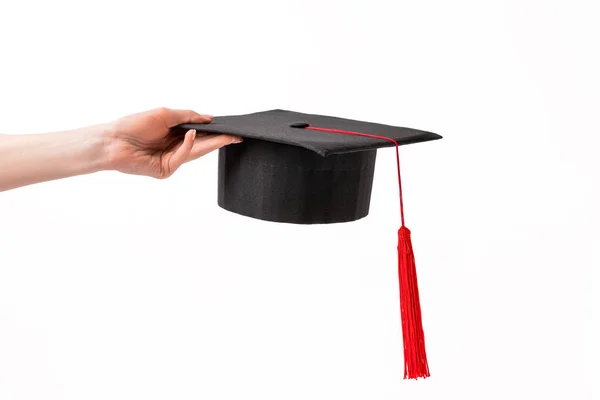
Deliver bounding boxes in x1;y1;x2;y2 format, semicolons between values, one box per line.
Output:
218;139;377;224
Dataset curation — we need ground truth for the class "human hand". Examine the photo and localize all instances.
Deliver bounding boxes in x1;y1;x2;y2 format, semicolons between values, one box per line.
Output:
103;107;242;179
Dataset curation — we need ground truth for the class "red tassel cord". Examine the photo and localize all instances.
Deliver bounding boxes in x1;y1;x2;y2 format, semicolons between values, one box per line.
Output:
305;126;430;379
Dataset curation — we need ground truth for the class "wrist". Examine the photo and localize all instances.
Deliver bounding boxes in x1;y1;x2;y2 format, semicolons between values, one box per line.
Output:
76;122;116;174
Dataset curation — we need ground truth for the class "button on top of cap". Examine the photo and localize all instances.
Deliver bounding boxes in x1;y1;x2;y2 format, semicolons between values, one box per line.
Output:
289;122;310;128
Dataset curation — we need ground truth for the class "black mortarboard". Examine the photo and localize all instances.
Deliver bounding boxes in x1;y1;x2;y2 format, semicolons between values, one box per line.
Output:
180;109;442;379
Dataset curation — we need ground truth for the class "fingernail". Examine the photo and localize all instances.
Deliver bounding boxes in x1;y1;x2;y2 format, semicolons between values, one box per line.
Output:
204;114;214;119
231;137;243;144
190;129;197;140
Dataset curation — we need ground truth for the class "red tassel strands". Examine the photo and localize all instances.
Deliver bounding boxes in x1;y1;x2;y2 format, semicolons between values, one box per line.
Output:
398;226;429;379
305;126;430;379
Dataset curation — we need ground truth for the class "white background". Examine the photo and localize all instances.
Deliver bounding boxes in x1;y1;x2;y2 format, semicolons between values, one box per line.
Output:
0;0;598;399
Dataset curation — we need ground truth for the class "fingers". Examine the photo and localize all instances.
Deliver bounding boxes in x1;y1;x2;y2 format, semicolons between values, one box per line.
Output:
186;134;243;163
164;129;196;177
155;107;213;127
159;131;242;179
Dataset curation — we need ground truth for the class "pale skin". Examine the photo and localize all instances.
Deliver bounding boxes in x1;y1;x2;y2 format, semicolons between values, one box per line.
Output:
0;108;242;192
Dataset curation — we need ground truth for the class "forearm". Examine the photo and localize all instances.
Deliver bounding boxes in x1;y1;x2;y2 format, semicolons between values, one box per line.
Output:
0;125;110;192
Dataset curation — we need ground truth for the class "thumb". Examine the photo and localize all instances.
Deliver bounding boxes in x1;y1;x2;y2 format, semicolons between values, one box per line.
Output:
163;129;196;177
185;134;243;163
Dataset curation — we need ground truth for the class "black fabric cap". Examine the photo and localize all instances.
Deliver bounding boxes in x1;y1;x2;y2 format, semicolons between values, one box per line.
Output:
181;109;441;157
179;109;441;224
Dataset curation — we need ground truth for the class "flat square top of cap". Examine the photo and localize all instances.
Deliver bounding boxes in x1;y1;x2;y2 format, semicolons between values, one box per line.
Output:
180;109;442;156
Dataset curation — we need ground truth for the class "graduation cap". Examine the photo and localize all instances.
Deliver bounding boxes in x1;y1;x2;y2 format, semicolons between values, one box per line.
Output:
180;109;441;379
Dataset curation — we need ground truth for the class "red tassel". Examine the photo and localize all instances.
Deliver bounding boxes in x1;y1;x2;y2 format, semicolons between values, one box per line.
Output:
398;226;429;379
303;125;430;379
